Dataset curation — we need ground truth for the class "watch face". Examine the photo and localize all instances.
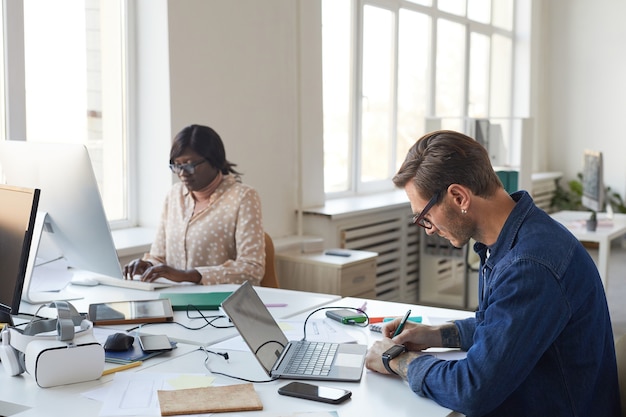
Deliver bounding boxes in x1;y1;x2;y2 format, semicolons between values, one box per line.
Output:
385;345;407;358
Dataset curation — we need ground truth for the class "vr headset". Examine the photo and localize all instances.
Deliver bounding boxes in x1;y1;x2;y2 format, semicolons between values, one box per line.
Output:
0;301;104;388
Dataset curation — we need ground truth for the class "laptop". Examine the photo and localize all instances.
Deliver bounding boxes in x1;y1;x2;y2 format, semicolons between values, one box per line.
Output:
221;281;367;382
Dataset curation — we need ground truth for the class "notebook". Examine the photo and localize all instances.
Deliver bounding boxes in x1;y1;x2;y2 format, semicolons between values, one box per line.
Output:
221;281;367;382
159;292;232;311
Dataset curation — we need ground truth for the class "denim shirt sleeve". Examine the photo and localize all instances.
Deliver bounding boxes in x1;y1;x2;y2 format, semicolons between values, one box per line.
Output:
405;259;572;416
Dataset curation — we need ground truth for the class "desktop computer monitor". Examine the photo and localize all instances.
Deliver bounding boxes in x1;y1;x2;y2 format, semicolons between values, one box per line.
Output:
0;185;40;325
581;149;605;212
0;141;124;304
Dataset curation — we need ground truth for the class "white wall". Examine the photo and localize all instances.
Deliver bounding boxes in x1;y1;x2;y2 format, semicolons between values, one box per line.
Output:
135;0;324;237
539;0;626;198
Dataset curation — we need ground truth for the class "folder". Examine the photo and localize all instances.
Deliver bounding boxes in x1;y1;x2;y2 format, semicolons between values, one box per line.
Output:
158;292;232;311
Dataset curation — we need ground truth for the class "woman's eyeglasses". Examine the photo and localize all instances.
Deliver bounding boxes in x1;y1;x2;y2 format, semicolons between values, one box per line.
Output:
412;191;441;229
169;160;207;175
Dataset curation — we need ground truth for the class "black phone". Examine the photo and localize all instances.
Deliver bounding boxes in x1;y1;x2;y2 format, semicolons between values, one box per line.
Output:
325;309;367;324
278;382;351;404
138;334;173;352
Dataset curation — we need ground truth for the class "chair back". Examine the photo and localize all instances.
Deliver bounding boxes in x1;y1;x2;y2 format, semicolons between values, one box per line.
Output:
261;233;279;288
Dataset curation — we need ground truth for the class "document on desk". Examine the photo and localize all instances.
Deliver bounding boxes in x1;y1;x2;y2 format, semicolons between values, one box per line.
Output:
93;372;216;416
211;318;358;351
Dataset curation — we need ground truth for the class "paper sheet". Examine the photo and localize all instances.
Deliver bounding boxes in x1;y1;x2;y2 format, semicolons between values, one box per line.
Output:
93;373;215;417
212;318;357;351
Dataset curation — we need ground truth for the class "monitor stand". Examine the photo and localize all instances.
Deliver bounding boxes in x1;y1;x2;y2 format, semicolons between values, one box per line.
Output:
0;311;15;327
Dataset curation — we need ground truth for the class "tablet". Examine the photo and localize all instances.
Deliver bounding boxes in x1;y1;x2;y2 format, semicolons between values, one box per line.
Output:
88;299;174;325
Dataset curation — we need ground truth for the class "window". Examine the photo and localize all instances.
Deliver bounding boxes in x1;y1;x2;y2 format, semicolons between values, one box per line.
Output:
322;0;522;196
1;0;130;227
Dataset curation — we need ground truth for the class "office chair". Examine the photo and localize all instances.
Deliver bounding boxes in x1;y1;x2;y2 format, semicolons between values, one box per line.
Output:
616;333;626;417
261;232;279;288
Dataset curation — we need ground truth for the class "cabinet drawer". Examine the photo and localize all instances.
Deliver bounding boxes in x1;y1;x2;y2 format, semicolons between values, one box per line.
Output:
339;260;376;296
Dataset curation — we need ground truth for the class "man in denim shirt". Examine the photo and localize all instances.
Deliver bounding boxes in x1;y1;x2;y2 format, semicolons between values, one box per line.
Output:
365;130;621;416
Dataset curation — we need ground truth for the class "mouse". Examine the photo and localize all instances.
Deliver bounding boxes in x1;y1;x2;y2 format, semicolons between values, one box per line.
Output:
104;333;135;352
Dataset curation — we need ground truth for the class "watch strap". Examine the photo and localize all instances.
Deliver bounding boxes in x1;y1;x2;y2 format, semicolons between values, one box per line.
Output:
382;345;406;375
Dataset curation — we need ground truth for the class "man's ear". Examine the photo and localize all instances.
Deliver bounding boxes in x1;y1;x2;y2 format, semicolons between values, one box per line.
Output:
447;184;471;211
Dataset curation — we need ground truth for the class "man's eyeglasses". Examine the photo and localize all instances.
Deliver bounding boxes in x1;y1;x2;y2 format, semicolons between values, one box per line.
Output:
412;191;442;229
169;160;207;175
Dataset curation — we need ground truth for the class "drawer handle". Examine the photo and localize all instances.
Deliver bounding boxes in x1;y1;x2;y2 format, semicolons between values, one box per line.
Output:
352;275;365;283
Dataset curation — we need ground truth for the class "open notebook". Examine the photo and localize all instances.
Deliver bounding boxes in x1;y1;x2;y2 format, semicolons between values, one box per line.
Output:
221;281;367;382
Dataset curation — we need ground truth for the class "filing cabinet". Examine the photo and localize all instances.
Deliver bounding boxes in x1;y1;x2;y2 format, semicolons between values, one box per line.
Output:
275;249;378;298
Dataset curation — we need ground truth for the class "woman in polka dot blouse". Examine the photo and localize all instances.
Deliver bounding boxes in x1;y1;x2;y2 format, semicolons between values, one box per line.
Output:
123;124;265;285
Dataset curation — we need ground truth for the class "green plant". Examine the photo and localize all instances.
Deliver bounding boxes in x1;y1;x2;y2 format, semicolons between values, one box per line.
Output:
551;173;626;213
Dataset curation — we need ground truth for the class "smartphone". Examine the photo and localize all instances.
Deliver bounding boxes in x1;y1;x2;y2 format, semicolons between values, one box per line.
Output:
325;309;367;324
278;382;351;404
138;334;173;352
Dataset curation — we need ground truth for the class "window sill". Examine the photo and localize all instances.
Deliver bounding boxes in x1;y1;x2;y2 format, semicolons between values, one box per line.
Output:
303;190;410;220
111;227;156;258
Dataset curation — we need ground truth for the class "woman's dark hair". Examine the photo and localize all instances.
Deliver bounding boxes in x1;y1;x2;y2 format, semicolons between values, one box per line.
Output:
393;130;502;199
170;124;242;176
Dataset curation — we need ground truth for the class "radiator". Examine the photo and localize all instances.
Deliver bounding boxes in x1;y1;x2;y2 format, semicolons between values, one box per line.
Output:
302;202;419;303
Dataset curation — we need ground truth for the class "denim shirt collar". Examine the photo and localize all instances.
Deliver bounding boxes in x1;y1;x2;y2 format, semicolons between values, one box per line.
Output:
474;190;534;267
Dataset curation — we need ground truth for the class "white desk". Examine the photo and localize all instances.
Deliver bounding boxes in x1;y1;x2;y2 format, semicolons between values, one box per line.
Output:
17;283;341;346
551;210;626;289
1;287;472;417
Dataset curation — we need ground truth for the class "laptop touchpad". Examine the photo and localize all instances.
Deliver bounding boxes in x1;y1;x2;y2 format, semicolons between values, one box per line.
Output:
335;353;363;368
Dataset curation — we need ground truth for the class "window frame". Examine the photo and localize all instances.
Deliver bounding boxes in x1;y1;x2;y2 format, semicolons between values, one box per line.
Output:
0;0;135;230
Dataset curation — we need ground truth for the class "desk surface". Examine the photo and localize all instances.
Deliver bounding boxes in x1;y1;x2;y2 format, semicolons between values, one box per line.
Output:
18;283;341;346
2;286;472;417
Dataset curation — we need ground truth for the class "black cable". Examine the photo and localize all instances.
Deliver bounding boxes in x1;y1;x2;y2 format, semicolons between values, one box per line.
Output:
301;306;369;341
125;304;234;332
198;347;278;383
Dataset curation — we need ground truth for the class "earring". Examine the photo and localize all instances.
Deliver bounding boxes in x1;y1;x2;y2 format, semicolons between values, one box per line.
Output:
461;209;467;214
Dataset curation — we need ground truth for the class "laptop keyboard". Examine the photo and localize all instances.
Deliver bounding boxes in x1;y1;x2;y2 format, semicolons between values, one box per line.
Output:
284;341;339;376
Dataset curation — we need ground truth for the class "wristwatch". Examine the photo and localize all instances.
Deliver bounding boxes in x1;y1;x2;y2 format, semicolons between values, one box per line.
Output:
382;344;407;375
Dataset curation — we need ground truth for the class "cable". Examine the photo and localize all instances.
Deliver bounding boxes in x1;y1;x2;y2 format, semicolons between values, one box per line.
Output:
197;347;278;383
301;306;369;341
125;304;234;332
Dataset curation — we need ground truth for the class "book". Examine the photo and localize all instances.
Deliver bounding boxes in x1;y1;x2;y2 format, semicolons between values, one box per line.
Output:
158;291;232;311
157;383;263;415
105;336;177;364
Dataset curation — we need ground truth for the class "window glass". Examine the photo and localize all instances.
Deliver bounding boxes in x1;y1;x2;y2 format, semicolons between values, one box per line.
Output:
467;0;491;24
438;0;466;17
23;0;127;224
493;0;514;31
490;33;512;117
360;5;394;183
322;0;352;193
435;19;466;117
468;32;490;118
396;9;430;169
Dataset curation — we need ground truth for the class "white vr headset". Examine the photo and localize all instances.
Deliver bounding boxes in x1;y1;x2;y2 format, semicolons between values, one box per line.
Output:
0;300;104;388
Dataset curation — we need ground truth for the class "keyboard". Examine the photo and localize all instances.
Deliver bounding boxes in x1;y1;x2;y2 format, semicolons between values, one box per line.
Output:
94;275;174;291
284;341;339;376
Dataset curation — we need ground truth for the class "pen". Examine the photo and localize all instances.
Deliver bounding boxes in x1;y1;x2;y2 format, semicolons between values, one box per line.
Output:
264;303;288;307
101;361;142;376
392;309;411;338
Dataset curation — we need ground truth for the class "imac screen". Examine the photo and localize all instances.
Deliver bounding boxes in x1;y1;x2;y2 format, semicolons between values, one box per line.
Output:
581;150;604;212
0;185;40;324
0;141;123;303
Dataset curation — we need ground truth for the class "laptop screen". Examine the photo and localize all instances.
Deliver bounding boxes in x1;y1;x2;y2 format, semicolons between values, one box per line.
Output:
221;282;289;374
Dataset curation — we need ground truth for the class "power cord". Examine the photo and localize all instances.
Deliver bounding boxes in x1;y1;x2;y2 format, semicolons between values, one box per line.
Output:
301;306;369;341
198;347;278;383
